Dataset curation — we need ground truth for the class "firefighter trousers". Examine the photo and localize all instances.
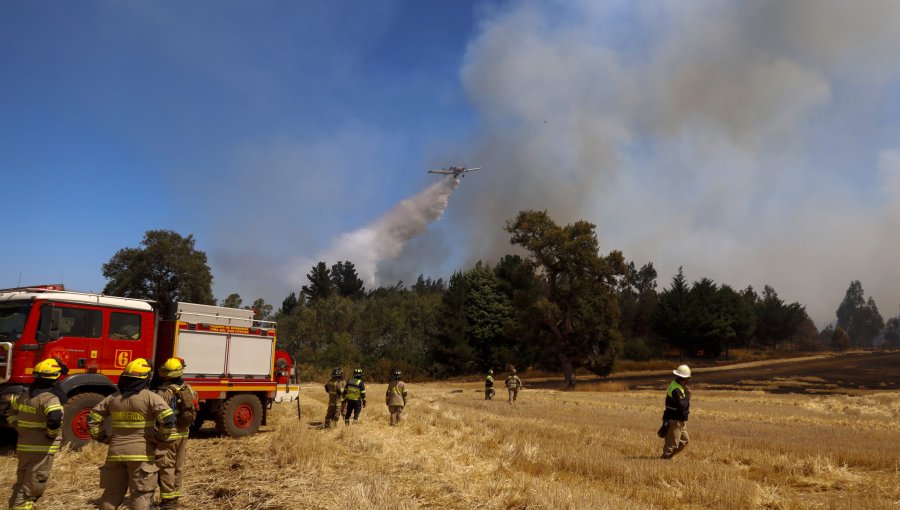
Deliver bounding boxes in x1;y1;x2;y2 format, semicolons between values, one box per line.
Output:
344;400;362;423
662;420;689;457
388;405;404;425
507;388;518;404
98;460;159;510
324;403;341;427
8;452;54;510
158;437;188;503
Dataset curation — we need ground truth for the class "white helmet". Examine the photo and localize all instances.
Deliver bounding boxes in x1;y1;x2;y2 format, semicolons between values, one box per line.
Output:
673;365;691;379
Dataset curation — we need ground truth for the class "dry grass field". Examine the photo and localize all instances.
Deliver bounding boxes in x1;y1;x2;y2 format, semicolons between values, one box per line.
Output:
2;376;899;510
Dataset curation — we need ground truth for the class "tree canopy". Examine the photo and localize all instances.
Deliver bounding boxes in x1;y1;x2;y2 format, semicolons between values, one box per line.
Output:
505;209;625;386
102;230;214;305
101;212;879;385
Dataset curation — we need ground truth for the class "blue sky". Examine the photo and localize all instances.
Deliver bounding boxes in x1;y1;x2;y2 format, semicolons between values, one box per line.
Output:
3;1;900;325
1;1;482;296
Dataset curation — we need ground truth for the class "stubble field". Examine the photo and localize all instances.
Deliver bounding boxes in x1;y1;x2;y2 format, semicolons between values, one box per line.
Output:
2;369;899;509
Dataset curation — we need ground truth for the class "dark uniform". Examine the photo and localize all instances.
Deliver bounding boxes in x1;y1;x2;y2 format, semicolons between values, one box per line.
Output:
342;370;366;425
661;378;691;459
7;363;64;510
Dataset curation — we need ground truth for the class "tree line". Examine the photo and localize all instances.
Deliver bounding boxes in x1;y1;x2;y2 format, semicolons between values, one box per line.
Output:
101;215;900;385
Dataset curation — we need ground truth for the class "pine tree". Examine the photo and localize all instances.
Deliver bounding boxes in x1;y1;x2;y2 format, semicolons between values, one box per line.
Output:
301;262;334;303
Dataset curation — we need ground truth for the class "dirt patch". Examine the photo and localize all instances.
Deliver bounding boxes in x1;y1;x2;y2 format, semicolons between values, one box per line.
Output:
529;351;900;394
611;351;900;393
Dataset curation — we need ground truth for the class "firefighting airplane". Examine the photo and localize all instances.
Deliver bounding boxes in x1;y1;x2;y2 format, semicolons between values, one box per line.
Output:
427;166;482;178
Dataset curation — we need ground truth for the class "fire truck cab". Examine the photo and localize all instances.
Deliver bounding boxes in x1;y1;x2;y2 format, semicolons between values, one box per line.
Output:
0;286;293;447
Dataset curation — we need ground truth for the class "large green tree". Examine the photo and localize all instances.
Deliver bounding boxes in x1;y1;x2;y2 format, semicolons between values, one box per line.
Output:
301;262;334;303
652;268;692;355
331;261;365;299
102;230;214;304
754;285;806;349
505;210;625;387
836;281;884;348
220;293;243;308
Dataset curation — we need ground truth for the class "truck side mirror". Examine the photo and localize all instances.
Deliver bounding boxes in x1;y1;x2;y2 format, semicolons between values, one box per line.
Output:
37;305;61;342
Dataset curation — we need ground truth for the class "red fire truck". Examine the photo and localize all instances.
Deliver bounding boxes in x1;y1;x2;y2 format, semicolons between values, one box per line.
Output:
0;285;298;447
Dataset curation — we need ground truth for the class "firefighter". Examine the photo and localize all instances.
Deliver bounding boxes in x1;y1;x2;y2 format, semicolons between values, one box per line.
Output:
323;368;345;428
6;358;64;510
505;369;523;405
385;370;408;426
154;358;198;509
342;368;366;425
660;364;692;459
88;358;176;510
484;369;495;400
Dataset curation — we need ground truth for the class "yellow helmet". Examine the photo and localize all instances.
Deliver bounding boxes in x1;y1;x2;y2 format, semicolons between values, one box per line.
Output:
158;357;185;378
122;358;153;379
33;358;62;380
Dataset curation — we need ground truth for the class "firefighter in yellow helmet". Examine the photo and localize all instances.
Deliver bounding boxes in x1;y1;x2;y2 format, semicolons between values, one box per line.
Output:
323;368;345;429
484;369;495;400
341;368;366;425
505;369;523;405
154;358;198;509
88;358;176;510
385;370;408;426
6;358;65;510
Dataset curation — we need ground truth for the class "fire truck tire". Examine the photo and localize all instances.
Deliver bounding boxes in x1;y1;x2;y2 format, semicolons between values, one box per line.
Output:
215;394;262;437
62;392;107;449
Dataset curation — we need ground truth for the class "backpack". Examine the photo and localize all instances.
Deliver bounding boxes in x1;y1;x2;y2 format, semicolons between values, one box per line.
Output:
173;384;197;429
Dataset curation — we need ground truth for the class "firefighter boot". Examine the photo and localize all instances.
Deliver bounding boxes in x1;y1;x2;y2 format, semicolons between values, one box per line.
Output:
160;498;179;509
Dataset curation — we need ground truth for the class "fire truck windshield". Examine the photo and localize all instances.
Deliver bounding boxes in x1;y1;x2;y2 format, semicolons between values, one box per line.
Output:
0;302;32;342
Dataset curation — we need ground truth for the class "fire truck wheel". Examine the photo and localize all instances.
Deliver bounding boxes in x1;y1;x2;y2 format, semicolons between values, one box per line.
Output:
62;392;107;449
215;394;262;437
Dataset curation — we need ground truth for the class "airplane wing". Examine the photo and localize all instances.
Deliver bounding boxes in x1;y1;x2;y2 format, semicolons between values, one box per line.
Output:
463;167;482;173
428;170;453;175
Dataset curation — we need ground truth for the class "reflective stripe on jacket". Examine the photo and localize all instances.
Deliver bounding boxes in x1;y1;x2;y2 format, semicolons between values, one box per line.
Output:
663;380;690;421
10;391;63;454
386;380;408;406
155;382;197;439
344;378;366;401
89;389;175;462
325;379;346;405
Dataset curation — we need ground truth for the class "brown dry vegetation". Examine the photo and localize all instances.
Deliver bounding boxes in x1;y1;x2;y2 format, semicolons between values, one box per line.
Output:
2;384;899;509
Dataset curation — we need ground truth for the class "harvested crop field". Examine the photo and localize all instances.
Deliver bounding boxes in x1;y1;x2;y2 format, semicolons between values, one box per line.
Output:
3;363;899;509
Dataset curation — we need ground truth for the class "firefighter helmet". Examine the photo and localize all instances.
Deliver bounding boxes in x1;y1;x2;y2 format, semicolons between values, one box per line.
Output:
353;368;363;378
392;370;402;379
673;365;691;379
158;357;186;378
488;369;494;375
33;358;63;380
332;367;343;378
122;358;153;379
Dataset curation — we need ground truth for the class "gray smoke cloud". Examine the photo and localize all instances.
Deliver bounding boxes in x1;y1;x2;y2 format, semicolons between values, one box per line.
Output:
292;176;461;287
447;0;900;324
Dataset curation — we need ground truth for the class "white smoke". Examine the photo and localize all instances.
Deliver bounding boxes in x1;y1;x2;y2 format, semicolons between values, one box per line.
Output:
293;177;460;287
447;0;900;325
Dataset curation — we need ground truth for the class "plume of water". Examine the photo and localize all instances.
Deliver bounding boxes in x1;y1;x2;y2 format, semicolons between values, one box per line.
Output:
314;177;461;286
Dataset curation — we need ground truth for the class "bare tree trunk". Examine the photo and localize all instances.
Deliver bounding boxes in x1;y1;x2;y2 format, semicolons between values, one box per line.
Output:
559;352;576;389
